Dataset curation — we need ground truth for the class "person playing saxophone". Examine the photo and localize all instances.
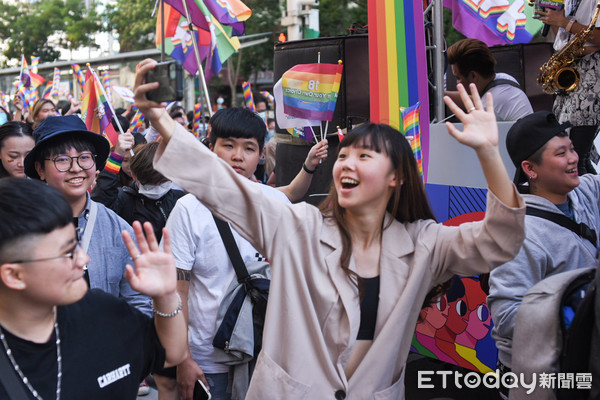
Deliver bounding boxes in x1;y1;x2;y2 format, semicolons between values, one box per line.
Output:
537;0;600;174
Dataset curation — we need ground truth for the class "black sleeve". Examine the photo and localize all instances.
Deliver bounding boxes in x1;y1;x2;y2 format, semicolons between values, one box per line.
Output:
91;169;125;213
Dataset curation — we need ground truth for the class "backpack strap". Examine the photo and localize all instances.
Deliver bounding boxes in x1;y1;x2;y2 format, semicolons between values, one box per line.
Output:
212;214;251;284
0;342;29;399
526;206;598;246
481;78;522;95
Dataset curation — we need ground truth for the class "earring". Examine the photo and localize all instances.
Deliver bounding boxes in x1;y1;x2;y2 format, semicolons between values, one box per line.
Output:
530;174;536;180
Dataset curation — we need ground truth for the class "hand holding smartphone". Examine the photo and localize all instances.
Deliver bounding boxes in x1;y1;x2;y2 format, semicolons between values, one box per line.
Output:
193;379;211;400
145;60;184;103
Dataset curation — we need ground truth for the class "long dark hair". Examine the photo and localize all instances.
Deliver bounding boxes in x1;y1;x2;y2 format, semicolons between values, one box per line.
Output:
319;123;436;293
0;122;33;178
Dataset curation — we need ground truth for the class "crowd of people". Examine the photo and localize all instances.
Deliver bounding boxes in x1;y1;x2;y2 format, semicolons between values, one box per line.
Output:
0;29;598;399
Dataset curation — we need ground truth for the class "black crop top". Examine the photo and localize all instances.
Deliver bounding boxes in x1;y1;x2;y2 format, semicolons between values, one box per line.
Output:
356;276;380;340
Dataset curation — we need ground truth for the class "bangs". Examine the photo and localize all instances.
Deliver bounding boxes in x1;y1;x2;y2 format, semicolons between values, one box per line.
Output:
339;124;396;158
37;133;97;161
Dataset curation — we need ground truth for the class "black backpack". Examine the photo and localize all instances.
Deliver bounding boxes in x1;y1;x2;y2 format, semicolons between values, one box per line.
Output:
121;187;185;240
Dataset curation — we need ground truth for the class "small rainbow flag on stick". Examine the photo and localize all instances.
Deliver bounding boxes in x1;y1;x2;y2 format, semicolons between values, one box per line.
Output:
50;68;61;100
193;103;202;137
72;64;85;92
280;62;343;122
130;108;146;134
101;71;112;102
368;0;429;180
242;81;255;112
401;102;423;180
81;67;119;146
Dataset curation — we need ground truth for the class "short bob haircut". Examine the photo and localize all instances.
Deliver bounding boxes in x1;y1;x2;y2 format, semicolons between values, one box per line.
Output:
208;107;266;150
0;122;33;178
0;178;72;263
33;133;98;175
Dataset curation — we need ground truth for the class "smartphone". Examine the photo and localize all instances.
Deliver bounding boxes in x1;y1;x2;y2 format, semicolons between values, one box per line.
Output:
146;60;184;103
193;379;212;400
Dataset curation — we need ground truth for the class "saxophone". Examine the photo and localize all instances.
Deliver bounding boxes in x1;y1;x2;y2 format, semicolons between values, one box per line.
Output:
537;0;600;94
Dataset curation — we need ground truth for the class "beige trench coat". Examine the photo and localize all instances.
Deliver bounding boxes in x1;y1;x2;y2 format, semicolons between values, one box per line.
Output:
155;125;525;400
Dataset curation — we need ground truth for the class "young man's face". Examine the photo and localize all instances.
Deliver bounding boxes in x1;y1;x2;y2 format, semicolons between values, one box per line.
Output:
210;137;261;180
36;146;97;205
8;224;89;306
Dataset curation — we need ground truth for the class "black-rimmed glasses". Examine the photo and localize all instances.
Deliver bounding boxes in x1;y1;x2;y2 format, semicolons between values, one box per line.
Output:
9;242;82;264
44;153;96;172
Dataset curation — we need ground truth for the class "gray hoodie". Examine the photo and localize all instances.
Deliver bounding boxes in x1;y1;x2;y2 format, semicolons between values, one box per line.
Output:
488;174;600;367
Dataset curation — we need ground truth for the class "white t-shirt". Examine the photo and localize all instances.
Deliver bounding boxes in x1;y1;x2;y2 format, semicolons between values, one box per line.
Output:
554;0;600;51
485;73;533;121
166;185;289;373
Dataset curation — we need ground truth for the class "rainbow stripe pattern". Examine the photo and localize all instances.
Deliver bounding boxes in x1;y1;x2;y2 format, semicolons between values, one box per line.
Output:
0;92;9;110
50;68;61;99
368;0;430;180
400;102;423;180
72;64;85;91
101;71;112;102
193;103;202;137
281;62;343;122
81;68;118;146
130;108;146;134
260;90;274;109
242;81;255;112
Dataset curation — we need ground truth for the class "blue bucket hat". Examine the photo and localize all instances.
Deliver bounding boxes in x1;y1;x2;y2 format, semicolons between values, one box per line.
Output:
24;115;110;180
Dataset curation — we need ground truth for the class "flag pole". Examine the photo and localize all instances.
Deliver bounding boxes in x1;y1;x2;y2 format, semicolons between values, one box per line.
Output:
88;64;125;136
181;0;213;116
160;0;165;62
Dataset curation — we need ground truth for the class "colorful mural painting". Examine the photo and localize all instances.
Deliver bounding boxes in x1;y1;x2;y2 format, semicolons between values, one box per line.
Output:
410;184;498;373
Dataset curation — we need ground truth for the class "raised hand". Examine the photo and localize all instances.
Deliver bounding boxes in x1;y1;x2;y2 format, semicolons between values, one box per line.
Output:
305;139;329;170
121;221;177;298
134;59;174;142
114;131;135;156
443;83;499;153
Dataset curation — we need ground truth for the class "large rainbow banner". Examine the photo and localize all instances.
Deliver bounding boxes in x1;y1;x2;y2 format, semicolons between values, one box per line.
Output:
368;0;430;180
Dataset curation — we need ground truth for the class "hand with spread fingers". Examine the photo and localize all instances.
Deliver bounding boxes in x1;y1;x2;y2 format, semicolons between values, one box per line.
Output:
443;83;499;153
121;221;177;298
443;83;521;208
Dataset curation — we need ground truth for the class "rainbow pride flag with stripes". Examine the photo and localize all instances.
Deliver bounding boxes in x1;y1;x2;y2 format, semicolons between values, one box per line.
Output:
242;81;255;112
401;102;423;180
281;62;343;122
368;0;430;180
81;68;118;146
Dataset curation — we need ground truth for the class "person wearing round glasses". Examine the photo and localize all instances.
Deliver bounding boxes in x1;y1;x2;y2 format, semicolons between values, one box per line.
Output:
24;115;152;316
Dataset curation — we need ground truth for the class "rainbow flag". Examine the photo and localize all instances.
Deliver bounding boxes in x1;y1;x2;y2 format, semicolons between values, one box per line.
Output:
101;71;112;102
72;64;85;91
31;56;40;74
401;102;423;180
260;90;274;108
20;56;45;89
42;82;53;99
280;62;343;122
130;108;146;134
81;68;118;146
50;68;61;99
242;81;255;112
0;92;9;110
368;0;430;180
203;0;251;35
286;126;314;143
193;103;202;136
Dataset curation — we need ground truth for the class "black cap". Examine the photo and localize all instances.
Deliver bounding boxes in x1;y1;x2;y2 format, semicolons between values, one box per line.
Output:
24;115;110;180
506;111;571;185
